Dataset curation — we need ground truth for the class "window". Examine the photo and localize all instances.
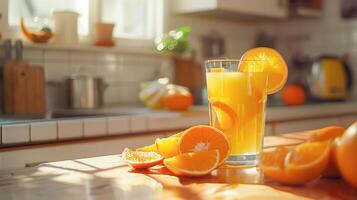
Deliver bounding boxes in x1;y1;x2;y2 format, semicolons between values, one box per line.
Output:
8;0;163;40
9;0;89;35
101;0;162;39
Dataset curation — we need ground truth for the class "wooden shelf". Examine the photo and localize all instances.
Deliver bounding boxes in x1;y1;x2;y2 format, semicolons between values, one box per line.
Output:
22;42;172;58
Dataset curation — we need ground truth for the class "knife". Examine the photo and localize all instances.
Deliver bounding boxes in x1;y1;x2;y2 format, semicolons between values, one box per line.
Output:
14;40;23;61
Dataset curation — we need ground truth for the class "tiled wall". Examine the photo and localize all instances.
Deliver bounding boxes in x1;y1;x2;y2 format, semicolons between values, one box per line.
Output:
22;14;260;110
271;0;357;99
23;47;173;109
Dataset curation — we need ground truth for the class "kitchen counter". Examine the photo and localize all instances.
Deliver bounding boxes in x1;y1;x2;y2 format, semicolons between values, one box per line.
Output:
0;101;356;170
0;133;356;199
1;101;357;148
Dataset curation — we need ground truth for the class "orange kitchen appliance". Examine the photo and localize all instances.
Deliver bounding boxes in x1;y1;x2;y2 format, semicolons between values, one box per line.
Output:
308;56;352;100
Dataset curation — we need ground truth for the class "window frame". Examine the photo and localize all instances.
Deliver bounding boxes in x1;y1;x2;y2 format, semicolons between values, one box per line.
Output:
1;0;164;48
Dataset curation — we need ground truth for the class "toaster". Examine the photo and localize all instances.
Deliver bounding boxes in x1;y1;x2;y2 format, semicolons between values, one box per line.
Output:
309;56;352;100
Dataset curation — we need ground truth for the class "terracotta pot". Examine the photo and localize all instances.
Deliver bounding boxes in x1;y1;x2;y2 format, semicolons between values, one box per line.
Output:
94;23;115;46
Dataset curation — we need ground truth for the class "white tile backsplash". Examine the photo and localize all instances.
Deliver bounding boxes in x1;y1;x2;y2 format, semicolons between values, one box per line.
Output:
271;0;357;99
30;121;57;142
44;50;70;61
23;49;44;60
104;85;140;104
2;124;30;144
44;61;71;81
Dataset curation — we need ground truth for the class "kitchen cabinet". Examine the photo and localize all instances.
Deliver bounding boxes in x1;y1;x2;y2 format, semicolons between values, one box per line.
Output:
172;0;289;19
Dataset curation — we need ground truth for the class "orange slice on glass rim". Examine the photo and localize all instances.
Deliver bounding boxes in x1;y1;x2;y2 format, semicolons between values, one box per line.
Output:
178;125;230;166
164;150;220;176
239;47;288;94
122;148;164;169
261;141;330;185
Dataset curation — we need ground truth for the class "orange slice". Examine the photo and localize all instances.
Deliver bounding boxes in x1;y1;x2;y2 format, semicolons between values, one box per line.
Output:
122;148;163;169
308;126;345;142
308;126;345;178
136;131;183;154
136;143;158;153
261;141;330;185
239;47;288;94
178;125;230;166
164;150;219;176
156;137;180;158
210;100;238;131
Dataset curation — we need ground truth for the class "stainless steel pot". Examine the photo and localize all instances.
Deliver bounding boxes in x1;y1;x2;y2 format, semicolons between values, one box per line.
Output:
68;75;108;109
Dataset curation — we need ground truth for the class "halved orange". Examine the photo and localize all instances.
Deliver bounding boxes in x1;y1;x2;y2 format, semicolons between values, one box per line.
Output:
261;141;330;185
210;100;238;131
164;150;219;176
178;125;230;166
122;148;164;169
239;47;288;94
156;137;180;158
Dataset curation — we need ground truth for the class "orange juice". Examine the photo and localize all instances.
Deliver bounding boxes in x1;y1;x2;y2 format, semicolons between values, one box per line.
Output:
206;70;268;165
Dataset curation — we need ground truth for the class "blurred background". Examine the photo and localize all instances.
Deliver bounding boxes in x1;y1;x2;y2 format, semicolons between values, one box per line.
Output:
0;0;356;109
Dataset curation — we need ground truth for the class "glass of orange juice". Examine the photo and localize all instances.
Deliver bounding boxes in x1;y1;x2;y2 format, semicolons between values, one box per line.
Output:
205;59;268;166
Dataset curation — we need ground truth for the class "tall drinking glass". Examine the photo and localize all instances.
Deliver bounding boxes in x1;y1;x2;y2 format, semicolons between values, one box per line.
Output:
205;59;268;166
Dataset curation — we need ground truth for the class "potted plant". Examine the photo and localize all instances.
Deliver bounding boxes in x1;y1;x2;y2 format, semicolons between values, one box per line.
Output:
155;26;203;104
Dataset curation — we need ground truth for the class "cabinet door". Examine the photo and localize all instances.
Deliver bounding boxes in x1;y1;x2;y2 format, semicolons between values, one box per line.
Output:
275;117;343;135
219;0;289;18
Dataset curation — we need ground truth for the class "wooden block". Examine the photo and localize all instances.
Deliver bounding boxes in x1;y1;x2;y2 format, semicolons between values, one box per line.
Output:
12;62;28;114
3;60;15;113
26;66;46;113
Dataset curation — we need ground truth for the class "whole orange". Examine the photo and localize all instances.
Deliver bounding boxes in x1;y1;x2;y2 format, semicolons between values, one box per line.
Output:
163;89;193;111
336;122;357;188
281;84;306;106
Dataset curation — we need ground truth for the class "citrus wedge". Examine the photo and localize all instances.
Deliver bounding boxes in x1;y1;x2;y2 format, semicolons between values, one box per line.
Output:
164;150;219;176
178;125;230;166
239;47;288;94
308;126;345;178
308;126;345;142
136;131;183;154
261;141;330;185
136;143;159;153
156;137;180;158
122;148;163;169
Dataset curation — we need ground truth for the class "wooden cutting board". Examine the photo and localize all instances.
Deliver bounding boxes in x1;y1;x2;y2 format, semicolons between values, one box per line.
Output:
2;62;46;114
12;61;28;114
3;60;16;113
26;66;46;113
0;133;355;199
